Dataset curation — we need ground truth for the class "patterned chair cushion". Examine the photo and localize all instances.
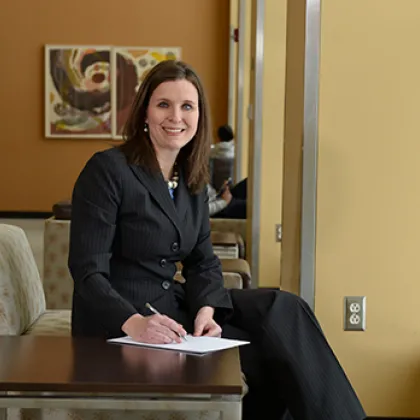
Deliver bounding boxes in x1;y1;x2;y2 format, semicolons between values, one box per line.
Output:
25;309;71;336
43;217;73;310
0;224;46;335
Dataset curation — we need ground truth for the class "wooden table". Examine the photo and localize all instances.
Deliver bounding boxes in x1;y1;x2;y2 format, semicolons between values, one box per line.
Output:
0;336;243;420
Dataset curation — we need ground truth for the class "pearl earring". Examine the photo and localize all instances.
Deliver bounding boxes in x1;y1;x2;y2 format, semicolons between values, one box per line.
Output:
144;123;148;133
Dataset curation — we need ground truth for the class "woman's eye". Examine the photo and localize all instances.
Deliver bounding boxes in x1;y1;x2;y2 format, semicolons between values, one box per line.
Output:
182;103;193;111
158;102;169;108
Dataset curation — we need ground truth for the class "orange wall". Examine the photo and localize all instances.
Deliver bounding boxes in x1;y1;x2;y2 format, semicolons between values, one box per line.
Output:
0;0;229;211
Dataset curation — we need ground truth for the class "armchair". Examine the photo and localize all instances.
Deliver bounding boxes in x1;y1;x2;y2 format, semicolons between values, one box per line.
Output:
0;224;70;337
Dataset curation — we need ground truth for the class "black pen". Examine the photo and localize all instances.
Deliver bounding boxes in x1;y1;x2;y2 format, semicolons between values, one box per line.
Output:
145;302;187;341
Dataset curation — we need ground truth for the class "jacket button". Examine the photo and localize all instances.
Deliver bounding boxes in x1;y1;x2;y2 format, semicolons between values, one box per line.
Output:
162;280;171;290
159;258;167;268
171;242;179;252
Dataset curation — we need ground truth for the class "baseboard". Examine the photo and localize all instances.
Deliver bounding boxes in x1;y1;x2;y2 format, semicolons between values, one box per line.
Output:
0;211;53;219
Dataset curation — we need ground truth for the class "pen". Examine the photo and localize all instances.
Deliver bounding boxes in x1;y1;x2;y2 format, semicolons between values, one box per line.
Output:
145;302;187;341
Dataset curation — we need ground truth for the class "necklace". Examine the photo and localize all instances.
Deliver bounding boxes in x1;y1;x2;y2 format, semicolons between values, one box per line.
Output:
167;166;179;190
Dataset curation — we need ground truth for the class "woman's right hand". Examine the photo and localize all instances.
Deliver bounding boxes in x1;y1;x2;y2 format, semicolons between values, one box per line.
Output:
121;313;187;344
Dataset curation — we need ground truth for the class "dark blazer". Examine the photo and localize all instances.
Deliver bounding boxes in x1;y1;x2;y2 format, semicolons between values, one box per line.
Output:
68;147;233;339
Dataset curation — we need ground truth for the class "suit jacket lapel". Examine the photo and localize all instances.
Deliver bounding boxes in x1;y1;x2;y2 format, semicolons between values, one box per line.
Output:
129;164;182;236
174;169;188;224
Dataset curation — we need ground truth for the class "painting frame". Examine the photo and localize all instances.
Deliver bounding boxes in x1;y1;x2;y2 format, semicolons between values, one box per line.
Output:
44;44;113;139
44;45;182;139
110;46;182;140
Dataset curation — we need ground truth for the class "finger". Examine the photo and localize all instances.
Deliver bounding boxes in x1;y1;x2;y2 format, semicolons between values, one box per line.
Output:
131;331;172;344
194;320;206;337
154;319;185;342
203;325;222;337
151;324;181;343
157;315;187;337
147;332;174;344
146;323;180;343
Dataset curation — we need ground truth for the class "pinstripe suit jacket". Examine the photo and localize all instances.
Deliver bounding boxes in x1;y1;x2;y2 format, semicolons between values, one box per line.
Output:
68;147;233;339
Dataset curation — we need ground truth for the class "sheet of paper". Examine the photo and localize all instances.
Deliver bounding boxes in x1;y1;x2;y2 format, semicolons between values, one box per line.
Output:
107;335;249;355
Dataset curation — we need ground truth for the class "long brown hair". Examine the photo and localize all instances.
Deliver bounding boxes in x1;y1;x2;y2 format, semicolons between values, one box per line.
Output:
119;60;211;194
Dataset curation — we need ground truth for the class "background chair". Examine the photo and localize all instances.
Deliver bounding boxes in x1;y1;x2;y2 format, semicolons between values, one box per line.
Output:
51;199;248;258
210;218;247;259
0;224;70;336
44;216;251;310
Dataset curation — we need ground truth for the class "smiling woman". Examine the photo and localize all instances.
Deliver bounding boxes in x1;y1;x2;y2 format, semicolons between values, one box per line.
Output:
69;59;366;420
121;60;212;194
145;79;200;163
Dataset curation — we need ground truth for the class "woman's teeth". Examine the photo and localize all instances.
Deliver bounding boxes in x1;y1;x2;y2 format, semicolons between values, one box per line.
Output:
164;128;184;133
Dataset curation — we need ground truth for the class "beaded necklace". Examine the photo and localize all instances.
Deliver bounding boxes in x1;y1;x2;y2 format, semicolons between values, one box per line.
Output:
167;166;179;199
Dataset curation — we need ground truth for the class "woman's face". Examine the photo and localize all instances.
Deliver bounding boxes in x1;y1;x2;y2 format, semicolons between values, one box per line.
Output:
146;79;199;154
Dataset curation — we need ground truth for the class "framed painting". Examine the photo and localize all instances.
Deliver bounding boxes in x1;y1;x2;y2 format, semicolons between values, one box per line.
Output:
111;46;181;139
45;45;112;138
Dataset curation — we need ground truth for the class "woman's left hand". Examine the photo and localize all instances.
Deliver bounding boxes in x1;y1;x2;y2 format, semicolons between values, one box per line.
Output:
194;306;222;337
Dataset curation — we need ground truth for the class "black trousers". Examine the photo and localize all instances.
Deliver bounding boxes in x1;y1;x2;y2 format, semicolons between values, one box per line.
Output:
84;284;365;420
222;288;366;420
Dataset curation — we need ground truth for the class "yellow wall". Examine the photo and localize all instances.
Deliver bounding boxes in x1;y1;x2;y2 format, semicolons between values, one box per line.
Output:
229;0;239;136
280;0;305;294
236;0;252;181
248;0;286;287
0;0;229;212
315;0;420;416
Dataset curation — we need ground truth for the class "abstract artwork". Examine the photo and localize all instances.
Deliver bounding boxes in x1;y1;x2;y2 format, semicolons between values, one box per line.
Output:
45;45;181;139
45;45;112;138
111;46;181;139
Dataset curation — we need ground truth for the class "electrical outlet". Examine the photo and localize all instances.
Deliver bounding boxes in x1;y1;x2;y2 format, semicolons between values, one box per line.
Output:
344;296;366;331
275;224;282;242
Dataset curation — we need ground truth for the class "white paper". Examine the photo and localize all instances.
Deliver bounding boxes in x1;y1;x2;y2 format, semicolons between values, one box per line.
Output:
107;335;249;355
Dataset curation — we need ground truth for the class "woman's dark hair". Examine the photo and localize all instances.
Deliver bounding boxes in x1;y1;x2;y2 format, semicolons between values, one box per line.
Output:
217;124;234;142
119;60;211;194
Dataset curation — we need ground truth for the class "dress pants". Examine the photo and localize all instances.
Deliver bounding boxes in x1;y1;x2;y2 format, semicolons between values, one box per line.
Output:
87;284;366;420
230;178;247;200
222;288;366;420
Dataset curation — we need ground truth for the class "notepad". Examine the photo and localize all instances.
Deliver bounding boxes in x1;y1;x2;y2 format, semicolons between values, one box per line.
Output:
107;335;250;355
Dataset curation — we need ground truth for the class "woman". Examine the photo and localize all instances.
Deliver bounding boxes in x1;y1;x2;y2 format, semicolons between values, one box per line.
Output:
210;124;235;159
69;60;365;420
208;177;247;219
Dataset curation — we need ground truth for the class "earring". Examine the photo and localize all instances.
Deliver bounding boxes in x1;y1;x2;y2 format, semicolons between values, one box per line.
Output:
144;123;148;133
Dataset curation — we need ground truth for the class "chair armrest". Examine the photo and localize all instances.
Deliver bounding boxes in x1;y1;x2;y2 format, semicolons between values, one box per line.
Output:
211;231;245;259
52;200;72;220
220;259;252;289
210;218;247;241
